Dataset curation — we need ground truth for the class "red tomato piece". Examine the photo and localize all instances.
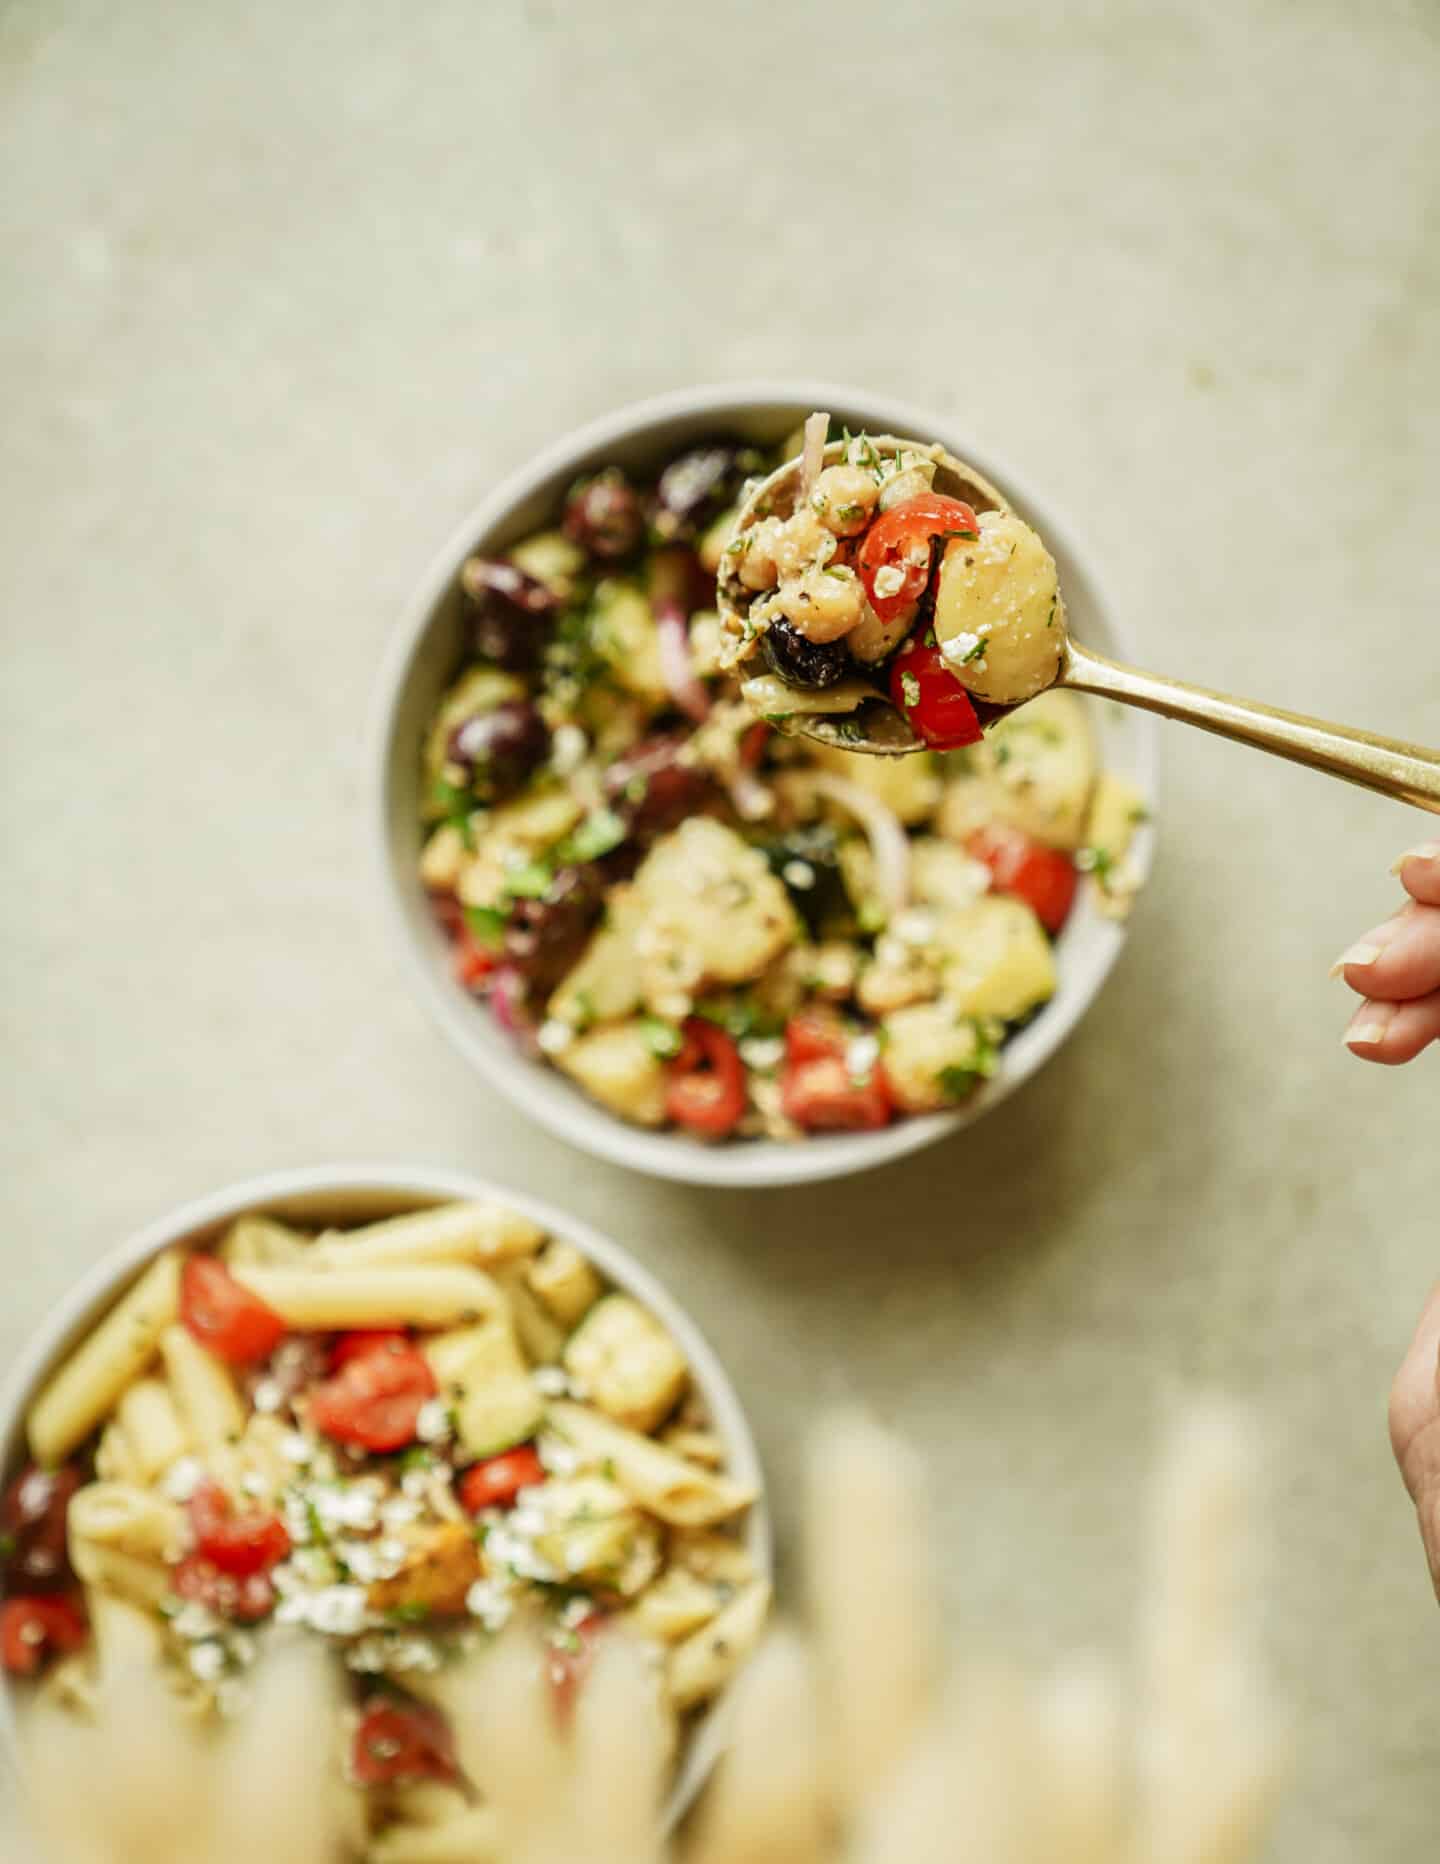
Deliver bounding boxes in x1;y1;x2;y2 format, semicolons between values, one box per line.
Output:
857;494;980;622
172;1554;277;1624
783;1007;848;1067
188;1481;291;1578
781;1055;892;1132
0;1596;88;1677
966;824;1078;935
888;637;983;751
329;1329;413;1373
546;1612;606;1723
181;1256;287;1367
665;1019;747;1138
0;1464;82;1593
308;1344;438;1453
453;925;497;989
458;1445;546;1514
351;1697;459;1787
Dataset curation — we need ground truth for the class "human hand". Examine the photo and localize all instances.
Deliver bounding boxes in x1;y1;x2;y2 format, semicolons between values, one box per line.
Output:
1334;842;1440;1062
1390;1284;1440;1600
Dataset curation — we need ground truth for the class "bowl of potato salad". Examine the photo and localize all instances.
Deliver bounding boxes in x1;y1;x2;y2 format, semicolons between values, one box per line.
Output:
0;1167;771;1846
374;385;1158;1187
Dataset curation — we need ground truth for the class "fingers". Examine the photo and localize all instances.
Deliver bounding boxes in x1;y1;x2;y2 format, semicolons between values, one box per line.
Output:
1342;990;1440;1063
1395;841;1440;908
1389;1281;1440;1599
1333;900;1440;1003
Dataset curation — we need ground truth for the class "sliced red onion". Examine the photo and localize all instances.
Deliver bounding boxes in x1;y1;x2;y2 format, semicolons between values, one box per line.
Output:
799;410;829;502
655;604;712;723
806;773;910;918
488;966;542;1057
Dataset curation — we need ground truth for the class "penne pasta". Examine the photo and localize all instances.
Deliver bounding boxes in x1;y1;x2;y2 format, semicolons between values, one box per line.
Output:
68;1482;186;1564
626;1566;725;1644
497;1264;568;1366
160;1324;246;1451
27;1251;182;1467
94;1417;143;1487
311;1201;543;1273
424;1310;543;1458
666;1580;772;1712
232;1263;502;1331
219;1213;314;1267
547;1402;756;1527
368;1806;503;1864
116;1376;191;1482
69;1537;174;1611
526;1240;603;1328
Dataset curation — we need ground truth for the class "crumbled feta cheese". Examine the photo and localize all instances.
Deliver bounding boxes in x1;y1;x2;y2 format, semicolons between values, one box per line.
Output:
240;1471;269;1500
872;564;907;600
312;1483;381;1534
537;1437;580;1477
303;1586;371;1637
171;1603;223;1642
846;1035;880;1078
379;1496;421;1532
251;1378;284;1416
559;1594;595;1630
781;860;815;890
892;907;937;948
738;1036;784;1072
532;1366;570;1398
188;1642;227;1684
551;724;589;774
279;1432;313;1466
415;1400;454;1445
466;1580;514;1632
163;1457;206;1504
537;1018;577;1057
939;630;987;671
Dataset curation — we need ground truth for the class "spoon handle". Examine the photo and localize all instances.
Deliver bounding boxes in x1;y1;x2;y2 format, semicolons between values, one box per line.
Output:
1061;639;1440;815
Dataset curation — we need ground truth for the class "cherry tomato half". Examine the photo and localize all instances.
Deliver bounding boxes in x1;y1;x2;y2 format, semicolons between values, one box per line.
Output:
308;1342;438;1453
857;494;979;622
329;1329;413;1373
966;825;1078;935
0;1596;88;1677
783;1007;848;1067
351;1697;459;1787
181;1256;287;1367
172;1553;277;1624
458;1445;546;1515
188;1480;291;1578
781;1055;892;1133
665;1019;747;1138
888;636;983;751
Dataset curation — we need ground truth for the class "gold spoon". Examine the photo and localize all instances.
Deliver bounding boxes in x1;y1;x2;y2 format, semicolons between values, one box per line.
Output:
717;437;1440;814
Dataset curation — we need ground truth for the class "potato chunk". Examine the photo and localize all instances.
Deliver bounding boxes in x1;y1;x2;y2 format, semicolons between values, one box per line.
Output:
978;690;1097;852
880;1002;992;1113
933;509;1064;705
933;896;1056;1021
564;1295;689;1433
556;1023;669;1127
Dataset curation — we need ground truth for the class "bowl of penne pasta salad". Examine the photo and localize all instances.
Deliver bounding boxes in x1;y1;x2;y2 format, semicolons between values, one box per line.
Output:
374;383;1158;1187
0;1166;771;1853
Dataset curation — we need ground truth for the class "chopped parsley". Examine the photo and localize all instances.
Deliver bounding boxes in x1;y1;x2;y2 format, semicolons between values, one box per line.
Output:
900;671;922;709
640;1016;684;1059
463;905;507;950
693;994;783;1042
385;1603;433;1626
503;861;553;900
958;636;988;665
557;806;626;865
1076;845;1116;881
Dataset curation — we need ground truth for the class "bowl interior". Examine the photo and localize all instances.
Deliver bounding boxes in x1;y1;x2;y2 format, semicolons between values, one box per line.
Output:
375;384;1159;1188
0;1165;771;1822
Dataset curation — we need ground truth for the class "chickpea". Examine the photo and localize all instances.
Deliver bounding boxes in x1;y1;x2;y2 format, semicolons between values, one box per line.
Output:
810;463;880;537
736;516;783;592
771;507;833;579
775;564;866;643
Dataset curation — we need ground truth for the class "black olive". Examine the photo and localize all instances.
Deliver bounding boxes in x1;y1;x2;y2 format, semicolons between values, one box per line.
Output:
502;864;607;994
562;469;644;560
651;444;767;543
1;1464;82;1593
459;556;560;670
603;734;717;839
761;622;851;690
447;701;550;803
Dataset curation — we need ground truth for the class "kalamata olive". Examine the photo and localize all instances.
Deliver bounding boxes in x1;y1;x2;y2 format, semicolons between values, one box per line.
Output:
761;622;851;690
1;1464;81;1592
447;701;550;802
502;865;607;994
459;557;560;670
652;445;766;543
562;469;644;560
603;734;716;839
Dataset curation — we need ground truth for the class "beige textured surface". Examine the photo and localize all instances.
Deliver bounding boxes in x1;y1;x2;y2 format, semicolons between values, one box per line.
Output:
2;0;1438;1855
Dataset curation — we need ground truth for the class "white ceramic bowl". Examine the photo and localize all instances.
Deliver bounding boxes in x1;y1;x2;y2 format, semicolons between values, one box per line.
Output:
372;382;1159;1188
0;1164;771;1821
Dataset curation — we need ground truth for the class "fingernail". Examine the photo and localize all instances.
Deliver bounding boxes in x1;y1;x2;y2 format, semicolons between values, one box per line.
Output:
1344;1002;1395;1050
1329;941;1382;979
1391;841;1440;875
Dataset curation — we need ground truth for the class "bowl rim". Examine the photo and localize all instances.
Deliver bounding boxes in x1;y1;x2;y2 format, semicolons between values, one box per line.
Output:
0;1162;772;1822
370;379;1161;1188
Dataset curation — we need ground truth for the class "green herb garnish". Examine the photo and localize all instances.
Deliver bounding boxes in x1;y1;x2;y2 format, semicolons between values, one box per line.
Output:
463;905;507;949
640;1016;684;1059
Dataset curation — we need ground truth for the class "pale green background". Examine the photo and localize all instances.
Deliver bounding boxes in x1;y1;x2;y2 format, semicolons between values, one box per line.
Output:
2;1;1438;1856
